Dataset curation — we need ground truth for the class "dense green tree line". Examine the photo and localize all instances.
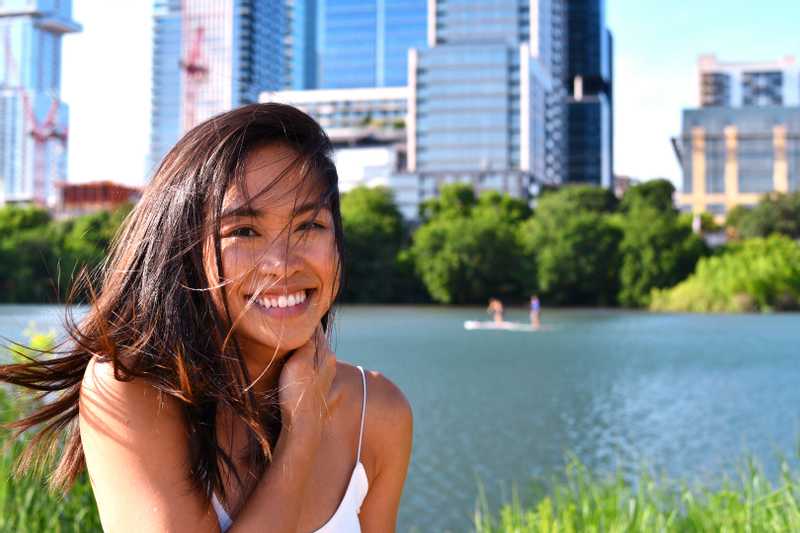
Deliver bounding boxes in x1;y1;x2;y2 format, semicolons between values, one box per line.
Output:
2;183;797;308
0;205;131;303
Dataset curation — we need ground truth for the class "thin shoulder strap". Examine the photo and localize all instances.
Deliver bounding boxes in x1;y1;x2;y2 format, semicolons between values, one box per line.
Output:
356;365;367;463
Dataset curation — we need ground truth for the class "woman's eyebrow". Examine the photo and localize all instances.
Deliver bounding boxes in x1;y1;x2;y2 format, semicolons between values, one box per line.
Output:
293;201;329;216
220;201;328;219
221;204;262;219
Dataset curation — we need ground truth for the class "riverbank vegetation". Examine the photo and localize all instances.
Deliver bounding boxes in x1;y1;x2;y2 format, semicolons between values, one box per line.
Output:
1;187;799;311
650;235;800;312
475;458;800;533
0;333;102;532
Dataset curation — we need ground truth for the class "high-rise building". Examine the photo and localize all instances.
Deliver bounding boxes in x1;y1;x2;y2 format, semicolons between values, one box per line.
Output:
407;0;612;198
674;55;800;218
407;0;563;199
699;55;799;108
148;0;286;172
563;0;613;186
0;0;81;205
289;0;427;90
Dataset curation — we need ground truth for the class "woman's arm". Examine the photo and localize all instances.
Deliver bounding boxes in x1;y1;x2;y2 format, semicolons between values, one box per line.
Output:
80;329;335;533
357;372;413;533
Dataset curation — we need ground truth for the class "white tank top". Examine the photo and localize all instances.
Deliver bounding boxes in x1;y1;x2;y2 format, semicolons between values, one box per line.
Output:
211;366;370;532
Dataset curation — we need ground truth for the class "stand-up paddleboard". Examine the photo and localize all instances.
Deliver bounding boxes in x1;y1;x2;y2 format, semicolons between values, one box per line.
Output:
464;320;550;332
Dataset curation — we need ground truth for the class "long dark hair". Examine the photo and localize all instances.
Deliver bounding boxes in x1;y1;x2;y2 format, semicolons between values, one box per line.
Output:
0;103;345;500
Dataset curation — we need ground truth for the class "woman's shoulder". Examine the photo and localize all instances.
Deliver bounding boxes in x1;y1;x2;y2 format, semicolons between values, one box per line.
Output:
335;361;412;476
334;361;412;424
80;357;186;444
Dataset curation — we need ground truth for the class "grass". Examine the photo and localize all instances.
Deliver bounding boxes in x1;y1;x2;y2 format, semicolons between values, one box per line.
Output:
0;330;102;533
474;459;800;533
0;387;102;533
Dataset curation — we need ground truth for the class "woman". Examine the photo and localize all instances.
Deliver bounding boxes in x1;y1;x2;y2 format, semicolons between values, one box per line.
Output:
0;104;413;532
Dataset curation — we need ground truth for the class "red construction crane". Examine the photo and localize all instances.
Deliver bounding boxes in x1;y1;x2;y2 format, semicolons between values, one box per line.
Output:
179;23;208;131
2;28;66;204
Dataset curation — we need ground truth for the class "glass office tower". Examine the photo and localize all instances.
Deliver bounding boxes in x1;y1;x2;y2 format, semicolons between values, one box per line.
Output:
148;0;286;172
306;0;426;89
0;0;81;204
408;0;557;194
563;0;613;186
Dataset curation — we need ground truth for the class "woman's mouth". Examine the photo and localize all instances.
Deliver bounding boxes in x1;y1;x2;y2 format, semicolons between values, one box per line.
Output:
246;289;314;319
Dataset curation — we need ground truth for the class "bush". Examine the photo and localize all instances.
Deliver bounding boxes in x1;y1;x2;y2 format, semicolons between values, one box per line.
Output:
650;235;800;313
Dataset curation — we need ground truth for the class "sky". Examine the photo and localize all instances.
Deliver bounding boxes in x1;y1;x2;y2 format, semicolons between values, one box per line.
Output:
62;0;800;188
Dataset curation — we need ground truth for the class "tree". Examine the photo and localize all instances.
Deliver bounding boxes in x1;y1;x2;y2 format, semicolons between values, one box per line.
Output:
619;178;675;214
519;211;621;305
410;185;532;304
340;186;423;302
726;192;800;240
617;205;708;307
536;184;618;216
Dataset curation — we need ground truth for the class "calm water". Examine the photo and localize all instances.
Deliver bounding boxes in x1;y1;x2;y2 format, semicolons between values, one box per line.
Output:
2;305;800;532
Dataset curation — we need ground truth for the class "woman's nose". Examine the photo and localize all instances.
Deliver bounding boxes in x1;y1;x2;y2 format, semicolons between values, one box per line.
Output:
256;233;301;277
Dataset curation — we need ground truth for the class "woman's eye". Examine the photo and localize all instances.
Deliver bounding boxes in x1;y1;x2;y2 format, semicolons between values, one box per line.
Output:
298;221;327;231
228;227;258;238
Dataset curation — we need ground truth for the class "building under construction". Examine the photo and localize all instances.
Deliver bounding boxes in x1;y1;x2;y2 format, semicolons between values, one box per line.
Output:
149;0;285;173
0;0;81;205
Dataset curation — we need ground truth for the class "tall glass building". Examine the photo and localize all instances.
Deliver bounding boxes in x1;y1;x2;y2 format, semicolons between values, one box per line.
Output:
148;0;286;172
408;0;561;195
407;0;613;194
563;0;613;186
0;0;81;205
290;0;427;90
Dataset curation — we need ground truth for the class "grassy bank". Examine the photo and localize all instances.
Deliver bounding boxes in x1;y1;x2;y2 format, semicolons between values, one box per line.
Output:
474;460;800;533
0;387;102;532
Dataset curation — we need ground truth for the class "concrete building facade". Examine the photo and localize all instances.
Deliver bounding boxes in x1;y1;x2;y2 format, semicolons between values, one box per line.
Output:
699;54;799;108
0;0;81;205
675;106;800;216
676;55;800;217
262;86;408;132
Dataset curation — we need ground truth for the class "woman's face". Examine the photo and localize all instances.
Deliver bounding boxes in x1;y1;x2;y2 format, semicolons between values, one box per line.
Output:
204;143;338;363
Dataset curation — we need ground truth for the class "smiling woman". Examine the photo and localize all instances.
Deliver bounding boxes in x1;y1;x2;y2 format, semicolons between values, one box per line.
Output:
0;104;413;533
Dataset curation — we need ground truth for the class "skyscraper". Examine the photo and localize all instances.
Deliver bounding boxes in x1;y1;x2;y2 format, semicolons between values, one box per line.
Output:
563;0;613;186
289;0;427;90
407;0;612;195
148;0;286;172
407;0;561;196
0;0;81;205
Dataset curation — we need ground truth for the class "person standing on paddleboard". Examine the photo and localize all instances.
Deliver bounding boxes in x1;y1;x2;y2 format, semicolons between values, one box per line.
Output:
530;295;541;329
487;298;505;323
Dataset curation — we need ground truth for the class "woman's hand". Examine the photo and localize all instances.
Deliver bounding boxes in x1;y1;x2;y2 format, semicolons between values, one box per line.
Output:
278;325;337;438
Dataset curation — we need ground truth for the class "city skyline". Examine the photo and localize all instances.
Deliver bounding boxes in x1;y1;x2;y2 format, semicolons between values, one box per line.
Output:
61;0;800;187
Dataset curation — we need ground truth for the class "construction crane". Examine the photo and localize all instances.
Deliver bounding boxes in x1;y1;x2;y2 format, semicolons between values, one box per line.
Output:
179;22;208;131
2;28;66;204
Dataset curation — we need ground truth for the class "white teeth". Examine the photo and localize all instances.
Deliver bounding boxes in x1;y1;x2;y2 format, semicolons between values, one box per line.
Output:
253;290;308;310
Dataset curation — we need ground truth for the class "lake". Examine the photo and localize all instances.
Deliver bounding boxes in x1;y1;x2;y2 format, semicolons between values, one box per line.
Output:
2;305;799;532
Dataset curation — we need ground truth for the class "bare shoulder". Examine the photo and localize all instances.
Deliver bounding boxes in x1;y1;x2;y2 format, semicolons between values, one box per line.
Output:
80;357;185;447
336;362;412;481
334;361;412;426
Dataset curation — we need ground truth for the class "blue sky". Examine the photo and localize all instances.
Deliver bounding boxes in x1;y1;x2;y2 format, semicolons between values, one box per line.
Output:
62;0;800;187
